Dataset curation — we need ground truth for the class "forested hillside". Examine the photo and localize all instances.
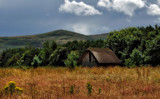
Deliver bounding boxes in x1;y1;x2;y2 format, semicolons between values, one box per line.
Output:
0;25;160;67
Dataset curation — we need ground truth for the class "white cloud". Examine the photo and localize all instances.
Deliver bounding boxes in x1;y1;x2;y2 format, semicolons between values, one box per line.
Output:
69;23;110;35
59;0;102;16
97;0;145;16
147;4;160;16
72;23;90;35
158;0;160;5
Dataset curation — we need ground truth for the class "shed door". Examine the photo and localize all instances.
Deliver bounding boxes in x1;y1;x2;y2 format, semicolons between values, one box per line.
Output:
89;52;97;67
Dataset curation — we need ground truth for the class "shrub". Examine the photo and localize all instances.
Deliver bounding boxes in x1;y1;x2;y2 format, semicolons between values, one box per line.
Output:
64;51;79;69
86;83;92;96
98;88;101;95
31;55;42;68
124;49;144;67
124;58;136;67
130;49;144;66
69;85;74;94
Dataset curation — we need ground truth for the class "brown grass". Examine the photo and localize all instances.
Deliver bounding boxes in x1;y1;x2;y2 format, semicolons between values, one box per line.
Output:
0;66;160;98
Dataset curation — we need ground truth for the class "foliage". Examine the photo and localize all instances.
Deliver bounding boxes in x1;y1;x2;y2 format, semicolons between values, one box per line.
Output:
124;58;135;67
17;48;40;66
31;55;42;68
5;53;21;66
87;83;92;96
49;46;67;66
38;41;57;66
64;51;79;69
0;38;105;67
64;40;105;55
146;35;160;65
105;25;160;66
70;85;75;94
1;25;160;67
98;88;101;95
124;49;145;67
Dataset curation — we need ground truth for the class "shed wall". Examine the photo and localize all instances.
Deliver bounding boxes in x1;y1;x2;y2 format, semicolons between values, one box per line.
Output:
81;52;97;67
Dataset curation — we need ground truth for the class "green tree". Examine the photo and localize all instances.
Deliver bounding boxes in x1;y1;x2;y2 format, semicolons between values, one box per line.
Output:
105;27;147;65
49;46;67;66
50;41;57;51
17;48;39;66
5;53;21;66
146;35;160;65
31;55;42;68
39;41;57;65
64;51;79;69
124;49;144;67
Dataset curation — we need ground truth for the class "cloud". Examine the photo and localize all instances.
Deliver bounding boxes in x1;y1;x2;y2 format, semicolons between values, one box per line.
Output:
158;0;160;5
147;4;160;16
59;0;102;16
97;0;145;16
68;23;110;35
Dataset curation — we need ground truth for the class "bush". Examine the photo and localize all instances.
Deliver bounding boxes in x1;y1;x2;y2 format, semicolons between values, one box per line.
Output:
124;49;144;67
86;83;92;96
69;85;74;94
124;58;136;67
31;55;42;68
64;51;79;69
98;88;101;95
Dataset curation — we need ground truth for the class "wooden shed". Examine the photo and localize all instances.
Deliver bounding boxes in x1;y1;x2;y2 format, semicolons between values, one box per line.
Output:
78;48;121;67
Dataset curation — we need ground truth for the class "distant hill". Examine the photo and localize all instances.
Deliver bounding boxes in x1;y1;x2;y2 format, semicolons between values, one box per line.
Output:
0;30;108;52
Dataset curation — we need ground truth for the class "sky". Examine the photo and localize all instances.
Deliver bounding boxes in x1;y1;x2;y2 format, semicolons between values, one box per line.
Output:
0;0;160;36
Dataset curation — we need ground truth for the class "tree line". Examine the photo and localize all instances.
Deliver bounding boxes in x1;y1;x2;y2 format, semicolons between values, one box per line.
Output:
0;40;104;68
0;25;160;68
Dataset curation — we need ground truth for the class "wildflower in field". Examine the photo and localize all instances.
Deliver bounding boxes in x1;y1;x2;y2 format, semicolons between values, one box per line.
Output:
2;81;23;95
15;87;24;94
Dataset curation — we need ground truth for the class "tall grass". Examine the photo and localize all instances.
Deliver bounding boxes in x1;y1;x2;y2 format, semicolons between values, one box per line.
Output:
0;66;160;98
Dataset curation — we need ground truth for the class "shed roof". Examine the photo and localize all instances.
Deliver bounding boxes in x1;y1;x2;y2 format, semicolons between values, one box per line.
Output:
79;48;121;64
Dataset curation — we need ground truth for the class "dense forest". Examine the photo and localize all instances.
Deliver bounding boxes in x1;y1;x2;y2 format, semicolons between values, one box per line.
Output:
0;25;160;68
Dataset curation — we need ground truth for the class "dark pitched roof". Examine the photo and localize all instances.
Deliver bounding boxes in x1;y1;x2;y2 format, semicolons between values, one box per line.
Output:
79;48;121;64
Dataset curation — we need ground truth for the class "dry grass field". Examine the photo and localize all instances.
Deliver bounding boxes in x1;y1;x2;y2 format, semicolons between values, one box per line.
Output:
1;66;160;99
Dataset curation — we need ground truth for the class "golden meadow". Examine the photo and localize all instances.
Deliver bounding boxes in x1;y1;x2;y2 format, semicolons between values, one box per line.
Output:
0;66;160;98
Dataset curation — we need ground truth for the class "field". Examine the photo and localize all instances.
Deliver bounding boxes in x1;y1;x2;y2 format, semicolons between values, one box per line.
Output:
1;66;160;98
